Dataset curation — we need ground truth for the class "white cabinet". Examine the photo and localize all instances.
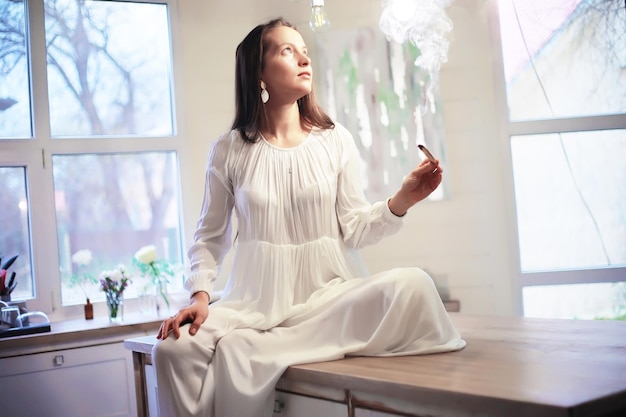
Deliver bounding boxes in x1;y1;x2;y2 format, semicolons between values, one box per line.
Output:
0;342;137;417
141;369;346;417
273;392;347;417
271;394;407;417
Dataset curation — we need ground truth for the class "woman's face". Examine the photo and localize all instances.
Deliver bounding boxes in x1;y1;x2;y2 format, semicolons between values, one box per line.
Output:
261;26;312;104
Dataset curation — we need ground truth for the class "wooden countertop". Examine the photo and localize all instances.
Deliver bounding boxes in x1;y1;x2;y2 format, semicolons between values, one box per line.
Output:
282;314;626;416
124;314;626;417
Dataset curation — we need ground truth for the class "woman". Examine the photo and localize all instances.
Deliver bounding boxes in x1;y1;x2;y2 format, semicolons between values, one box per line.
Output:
153;17;466;417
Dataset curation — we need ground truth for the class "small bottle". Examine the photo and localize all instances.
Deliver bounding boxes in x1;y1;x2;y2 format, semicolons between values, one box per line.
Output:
84;298;94;320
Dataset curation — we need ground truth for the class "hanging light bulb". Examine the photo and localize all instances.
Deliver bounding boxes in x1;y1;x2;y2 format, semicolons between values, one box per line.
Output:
309;0;330;32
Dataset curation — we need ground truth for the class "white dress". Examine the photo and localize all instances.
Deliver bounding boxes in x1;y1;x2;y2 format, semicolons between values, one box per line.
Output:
153;123;466;417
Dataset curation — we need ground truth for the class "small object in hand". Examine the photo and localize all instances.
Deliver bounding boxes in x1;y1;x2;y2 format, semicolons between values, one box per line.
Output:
417;144;438;173
417;144;436;163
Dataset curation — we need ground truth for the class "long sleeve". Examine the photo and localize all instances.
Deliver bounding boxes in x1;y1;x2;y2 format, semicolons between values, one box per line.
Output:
184;135;235;298
334;124;404;249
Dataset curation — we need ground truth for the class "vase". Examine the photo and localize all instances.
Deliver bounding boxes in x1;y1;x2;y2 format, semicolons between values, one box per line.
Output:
138;292;153;315
105;293;124;323
154;282;171;316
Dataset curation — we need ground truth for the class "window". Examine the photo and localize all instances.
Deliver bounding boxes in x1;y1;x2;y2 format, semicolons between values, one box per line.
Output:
496;0;626;319
0;0;184;313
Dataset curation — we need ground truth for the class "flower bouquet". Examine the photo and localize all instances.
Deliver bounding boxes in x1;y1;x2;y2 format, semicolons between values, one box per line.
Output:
133;245;176;315
100;265;131;322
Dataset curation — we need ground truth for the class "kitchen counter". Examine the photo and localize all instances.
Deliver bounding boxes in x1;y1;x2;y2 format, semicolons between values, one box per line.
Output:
0;312;165;417
126;314;626;417
0;313;163;358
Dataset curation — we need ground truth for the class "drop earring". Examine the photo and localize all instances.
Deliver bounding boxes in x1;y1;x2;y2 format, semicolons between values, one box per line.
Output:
260;81;269;104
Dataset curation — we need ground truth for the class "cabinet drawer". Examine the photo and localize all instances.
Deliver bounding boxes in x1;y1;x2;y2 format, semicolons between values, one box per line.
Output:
273;391;346;417
0;342;136;417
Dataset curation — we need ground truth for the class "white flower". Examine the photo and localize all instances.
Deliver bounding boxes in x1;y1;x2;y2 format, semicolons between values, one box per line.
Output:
134;245;157;265
72;249;93;266
99;265;127;281
110;269;123;281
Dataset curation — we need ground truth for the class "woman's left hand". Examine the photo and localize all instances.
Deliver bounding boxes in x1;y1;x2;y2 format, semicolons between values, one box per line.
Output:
388;158;442;216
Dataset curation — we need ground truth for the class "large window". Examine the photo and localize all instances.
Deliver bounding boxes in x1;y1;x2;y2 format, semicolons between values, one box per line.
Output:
497;0;626;319
0;0;184;313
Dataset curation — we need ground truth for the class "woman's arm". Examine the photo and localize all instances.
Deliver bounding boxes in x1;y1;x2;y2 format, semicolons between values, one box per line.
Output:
335;125;442;248
334;126;404;248
184;135;236;300
158;136;235;340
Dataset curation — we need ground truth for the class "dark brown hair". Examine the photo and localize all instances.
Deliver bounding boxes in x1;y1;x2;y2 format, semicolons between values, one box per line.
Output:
231;17;334;143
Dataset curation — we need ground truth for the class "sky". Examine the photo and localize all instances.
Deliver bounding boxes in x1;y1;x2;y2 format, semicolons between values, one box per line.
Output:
498;0;582;82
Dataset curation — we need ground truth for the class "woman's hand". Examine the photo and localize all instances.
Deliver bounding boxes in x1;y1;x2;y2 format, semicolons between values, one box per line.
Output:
388;158;443;216
157;291;210;340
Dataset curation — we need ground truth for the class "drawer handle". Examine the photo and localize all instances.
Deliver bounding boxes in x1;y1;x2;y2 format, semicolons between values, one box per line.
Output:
273;399;284;413
53;355;64;367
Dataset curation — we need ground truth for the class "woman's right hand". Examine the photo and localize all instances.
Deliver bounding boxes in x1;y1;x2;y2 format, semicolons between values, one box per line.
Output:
157;291;210;340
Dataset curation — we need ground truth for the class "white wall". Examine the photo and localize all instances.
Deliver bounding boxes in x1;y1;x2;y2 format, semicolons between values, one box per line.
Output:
174;0;522;316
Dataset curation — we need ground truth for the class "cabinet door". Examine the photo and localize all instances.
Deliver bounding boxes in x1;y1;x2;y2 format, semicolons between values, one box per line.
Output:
0;342;136;417
145;363;159;417
273;392;346;417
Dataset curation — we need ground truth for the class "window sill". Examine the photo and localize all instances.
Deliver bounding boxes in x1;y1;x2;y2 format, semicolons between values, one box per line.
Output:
0;312;163;359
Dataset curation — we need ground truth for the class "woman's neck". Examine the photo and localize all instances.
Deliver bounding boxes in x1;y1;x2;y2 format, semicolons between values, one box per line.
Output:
261;103;310;148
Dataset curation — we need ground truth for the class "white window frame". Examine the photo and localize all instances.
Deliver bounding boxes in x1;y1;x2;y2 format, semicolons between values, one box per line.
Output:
487;0;626;305
0;0;185;316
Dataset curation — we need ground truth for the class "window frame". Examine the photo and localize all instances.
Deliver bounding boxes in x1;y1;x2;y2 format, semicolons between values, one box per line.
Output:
0;0;185;315
488;0;626;307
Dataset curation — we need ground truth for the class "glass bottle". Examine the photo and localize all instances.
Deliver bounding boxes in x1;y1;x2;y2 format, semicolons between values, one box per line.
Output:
84;298;94;320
